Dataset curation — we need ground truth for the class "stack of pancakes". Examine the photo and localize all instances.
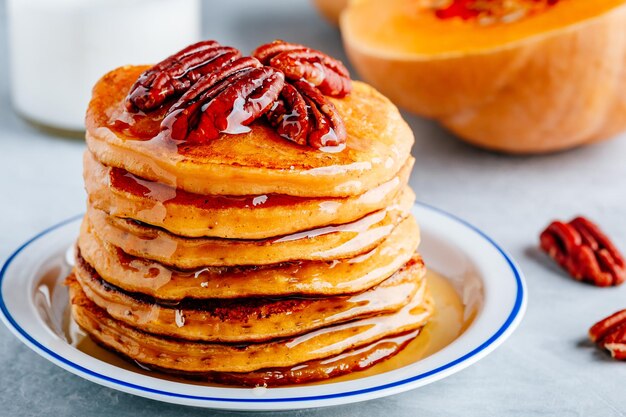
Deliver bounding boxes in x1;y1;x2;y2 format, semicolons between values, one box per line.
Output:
68;65;434;386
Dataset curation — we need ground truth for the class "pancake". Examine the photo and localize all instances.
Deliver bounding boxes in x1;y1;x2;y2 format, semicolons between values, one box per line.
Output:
123;330;421;387
73;254;425;342
68;276;433;373
84;150;414;239
86;66;414;197
70;41;430;386
77;216;421;299
85;188;414;269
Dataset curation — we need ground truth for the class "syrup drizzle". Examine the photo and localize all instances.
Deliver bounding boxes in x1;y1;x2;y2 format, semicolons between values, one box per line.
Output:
80;215;417;299
55;270;472;387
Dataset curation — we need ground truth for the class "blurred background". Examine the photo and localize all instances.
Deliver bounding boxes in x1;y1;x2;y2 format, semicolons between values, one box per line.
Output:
1;1;626;416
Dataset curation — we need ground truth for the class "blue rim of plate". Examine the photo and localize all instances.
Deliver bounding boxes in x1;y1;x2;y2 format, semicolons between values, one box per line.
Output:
0;202;525;404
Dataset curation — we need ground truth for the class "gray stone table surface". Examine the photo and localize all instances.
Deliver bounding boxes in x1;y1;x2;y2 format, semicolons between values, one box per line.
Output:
1;1;626;416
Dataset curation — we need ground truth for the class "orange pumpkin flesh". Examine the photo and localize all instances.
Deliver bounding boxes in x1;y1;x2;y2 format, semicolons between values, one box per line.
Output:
341;0;626;153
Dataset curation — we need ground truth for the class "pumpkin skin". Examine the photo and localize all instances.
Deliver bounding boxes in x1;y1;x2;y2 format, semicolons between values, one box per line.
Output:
311;0;349;25
341;0;626;153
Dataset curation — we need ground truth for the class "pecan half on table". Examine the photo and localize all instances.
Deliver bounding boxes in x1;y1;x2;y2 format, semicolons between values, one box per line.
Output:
539;216;626;286
589;310;626;360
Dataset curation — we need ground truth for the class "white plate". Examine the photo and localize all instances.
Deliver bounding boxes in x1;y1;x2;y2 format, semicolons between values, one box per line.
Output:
0;203;526;411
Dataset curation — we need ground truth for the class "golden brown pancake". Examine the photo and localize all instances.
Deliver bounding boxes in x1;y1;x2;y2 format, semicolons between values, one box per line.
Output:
85;66;414;197
127;330;421;387
84;150;414;239
73;254;425;343
68;276;433;373
78;216;421;299
84;188;415;269
69;41;432;387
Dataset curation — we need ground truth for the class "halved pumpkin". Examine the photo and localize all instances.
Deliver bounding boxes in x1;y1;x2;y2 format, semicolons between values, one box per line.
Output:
341;0;626;153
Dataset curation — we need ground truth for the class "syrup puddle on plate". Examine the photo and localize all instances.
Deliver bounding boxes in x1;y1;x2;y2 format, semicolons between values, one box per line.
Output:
46;269;475;387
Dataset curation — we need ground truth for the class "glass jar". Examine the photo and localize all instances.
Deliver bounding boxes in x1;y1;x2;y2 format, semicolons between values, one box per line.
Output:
7;0;201;134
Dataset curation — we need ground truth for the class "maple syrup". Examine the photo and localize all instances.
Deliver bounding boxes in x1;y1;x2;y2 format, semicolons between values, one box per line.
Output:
61;269;471;387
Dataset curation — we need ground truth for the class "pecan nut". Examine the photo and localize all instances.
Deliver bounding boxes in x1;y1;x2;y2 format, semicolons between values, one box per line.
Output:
295;80;346;148
266;82;310;146
161;63;284;143
252;40;351;97
589;309;626;360
126;40;241;112
540;216;626;287
161;57;261;138
267;81;346;148
125;39;351;149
